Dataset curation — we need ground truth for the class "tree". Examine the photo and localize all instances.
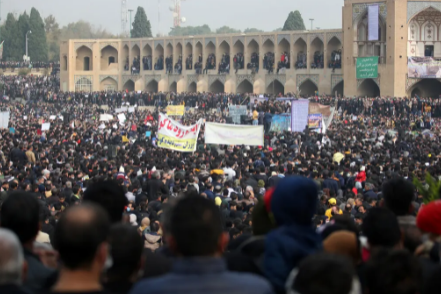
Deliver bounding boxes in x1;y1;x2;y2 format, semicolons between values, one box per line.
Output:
45;15;61;61
215;26;241;34
282;10;306;31
2;13;21;61
244;28;264;33
131;7;152;38
28;8;48;61
169;25;212;36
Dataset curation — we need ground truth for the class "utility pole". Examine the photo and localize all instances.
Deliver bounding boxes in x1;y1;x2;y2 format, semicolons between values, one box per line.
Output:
309;18;314;31
26;31;31;59
128;9;134;37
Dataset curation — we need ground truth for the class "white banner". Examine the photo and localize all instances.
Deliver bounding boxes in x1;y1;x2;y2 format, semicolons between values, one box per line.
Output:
41;123;50;131
115;107;128;113
158;113;202;152
291;100;310;132
100;114;113;121
0;111;9;129
368;5;379;41
205;123;264;146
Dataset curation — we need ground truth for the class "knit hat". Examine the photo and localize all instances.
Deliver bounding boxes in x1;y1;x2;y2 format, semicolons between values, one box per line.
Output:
417;200;441;236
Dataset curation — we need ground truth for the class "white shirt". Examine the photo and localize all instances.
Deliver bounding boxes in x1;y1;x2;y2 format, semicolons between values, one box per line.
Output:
125;192;136;202
223;167;236;180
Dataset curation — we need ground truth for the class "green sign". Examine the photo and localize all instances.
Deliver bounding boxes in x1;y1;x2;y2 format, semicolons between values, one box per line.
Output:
356;56;379;79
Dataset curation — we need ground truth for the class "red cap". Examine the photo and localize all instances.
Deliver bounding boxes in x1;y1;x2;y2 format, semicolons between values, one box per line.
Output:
417;200;441;235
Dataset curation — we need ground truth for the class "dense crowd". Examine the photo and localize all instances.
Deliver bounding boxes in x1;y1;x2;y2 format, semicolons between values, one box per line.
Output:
0;80;441;294
0;61;59;70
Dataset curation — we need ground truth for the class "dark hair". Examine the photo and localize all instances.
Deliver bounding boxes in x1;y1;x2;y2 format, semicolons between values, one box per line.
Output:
292;253;355;294
382;178;415;216
361;207;401;248
83;180;127;223
107;224;143;280
0;191;40;244
365;249;422;294
53;203;110;270
169;196;222;257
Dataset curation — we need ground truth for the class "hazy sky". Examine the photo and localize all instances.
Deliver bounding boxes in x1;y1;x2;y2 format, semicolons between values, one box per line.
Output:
3;0;342;36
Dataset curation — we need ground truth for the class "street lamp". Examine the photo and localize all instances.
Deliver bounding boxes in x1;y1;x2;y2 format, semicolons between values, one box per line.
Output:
25;30;32;59
128;9;134;37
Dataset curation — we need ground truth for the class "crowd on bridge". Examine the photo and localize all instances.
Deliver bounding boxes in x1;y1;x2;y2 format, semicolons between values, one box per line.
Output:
0;71;441;294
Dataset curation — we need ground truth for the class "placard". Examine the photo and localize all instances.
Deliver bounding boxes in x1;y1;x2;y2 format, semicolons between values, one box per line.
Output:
41;123;50;131
291;100;310;132
228;105;248;124
205;123;264;146
356;56;378;79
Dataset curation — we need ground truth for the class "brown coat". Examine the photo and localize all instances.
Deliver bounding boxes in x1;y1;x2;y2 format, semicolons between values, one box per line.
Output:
25;150;36;164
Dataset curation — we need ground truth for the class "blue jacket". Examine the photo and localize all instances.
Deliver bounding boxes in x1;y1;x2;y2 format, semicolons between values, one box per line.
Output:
322;178;339;195
129;257;274;294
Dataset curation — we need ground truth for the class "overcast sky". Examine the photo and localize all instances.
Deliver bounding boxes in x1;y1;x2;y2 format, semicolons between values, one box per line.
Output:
3;0;342;36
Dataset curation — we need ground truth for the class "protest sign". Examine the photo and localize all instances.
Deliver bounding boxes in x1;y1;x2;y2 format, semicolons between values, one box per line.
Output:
157;113;202;152
205;123;264;146
166;105;185;116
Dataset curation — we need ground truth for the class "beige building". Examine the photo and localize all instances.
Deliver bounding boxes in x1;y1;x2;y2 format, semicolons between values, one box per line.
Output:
60;0;441;97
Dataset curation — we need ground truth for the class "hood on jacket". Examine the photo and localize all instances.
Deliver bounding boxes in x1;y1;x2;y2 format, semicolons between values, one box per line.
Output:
271;176;318;226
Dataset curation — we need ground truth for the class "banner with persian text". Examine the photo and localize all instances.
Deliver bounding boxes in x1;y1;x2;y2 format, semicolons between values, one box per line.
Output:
157;113;202;152
356;56;378;79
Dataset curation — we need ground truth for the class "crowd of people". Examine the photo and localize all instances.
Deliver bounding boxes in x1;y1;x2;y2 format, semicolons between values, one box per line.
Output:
247;52;260;73
218;53;231;74
263;52;275;73
0;74;441;294
204;53;216;73
154;56;164;71
295;52;307;69
311;51;324;69
0;61;59;70
233;53;245;72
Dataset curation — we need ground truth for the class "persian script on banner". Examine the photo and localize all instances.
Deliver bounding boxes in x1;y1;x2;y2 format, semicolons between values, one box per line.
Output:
166;105;185;116
157;113;202;152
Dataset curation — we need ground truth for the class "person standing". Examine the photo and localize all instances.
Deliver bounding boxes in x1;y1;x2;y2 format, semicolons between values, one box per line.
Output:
129;197;274;294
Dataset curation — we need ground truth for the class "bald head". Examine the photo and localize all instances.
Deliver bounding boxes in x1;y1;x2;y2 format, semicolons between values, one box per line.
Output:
53;204;110;270
0;228;24;285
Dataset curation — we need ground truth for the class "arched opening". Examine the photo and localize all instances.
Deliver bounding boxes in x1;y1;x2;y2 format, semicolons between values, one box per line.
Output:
188;82;197;92
62;55;67;71
310;37;324;69
123;45;129;71
327;37;342;69
266;80;284;95
237;80;253;94
142;44;152;70
100;77;117;91
357;79;380;97
83;57;90;71
131;45;140;74
75;77;92;92
263;39;275;71
76;46;93;71
205;41;216;70
175;43;183;73
332;81;344;97
409;79;441;98
219;41;230;73
155;44;164;70
100;45;118;70
293;38;307;69
247;39;259;70
233;40;244;70
185;42;193;70
299;79;318;97
169;81;177;93
123;80;135;92
210;80;224;93
278;38;290;70
146;80;158;92
165;43;174;73
354;12;386;59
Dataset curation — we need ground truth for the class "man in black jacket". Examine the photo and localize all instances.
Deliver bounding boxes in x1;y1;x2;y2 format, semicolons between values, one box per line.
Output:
144;171;169;201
